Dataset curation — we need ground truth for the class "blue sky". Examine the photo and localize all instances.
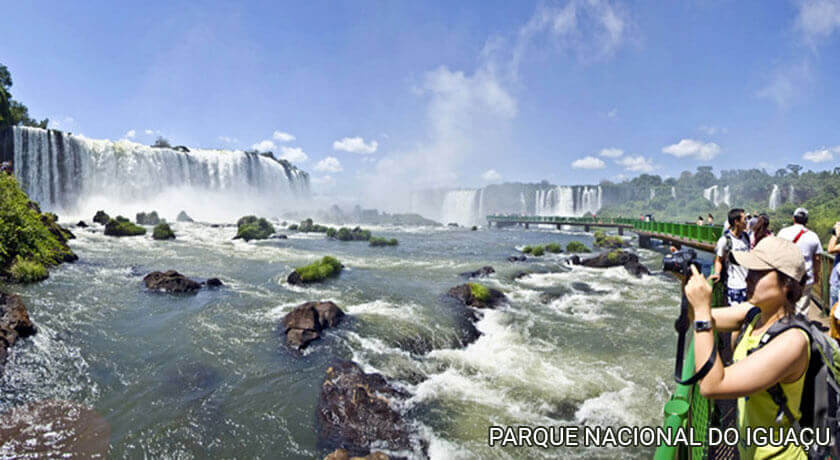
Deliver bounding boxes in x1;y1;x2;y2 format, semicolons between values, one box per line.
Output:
3;0;840;204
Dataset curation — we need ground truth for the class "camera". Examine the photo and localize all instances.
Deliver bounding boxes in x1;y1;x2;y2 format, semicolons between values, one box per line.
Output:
663;248;699;276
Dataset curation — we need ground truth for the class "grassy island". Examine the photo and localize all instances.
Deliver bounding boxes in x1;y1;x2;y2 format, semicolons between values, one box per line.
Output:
235;215;275;241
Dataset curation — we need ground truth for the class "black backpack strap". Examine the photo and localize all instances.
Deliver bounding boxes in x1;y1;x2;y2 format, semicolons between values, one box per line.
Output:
766;383;802;431
733;306;762;351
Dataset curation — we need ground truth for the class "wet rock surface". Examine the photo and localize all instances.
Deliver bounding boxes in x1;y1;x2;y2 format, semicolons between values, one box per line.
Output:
0;292;37;368
507;255;527;262
0;400;110;458
447;284;506;309
143;270;202;293
459;266;495;278
282;301;345;349
574;250;651;278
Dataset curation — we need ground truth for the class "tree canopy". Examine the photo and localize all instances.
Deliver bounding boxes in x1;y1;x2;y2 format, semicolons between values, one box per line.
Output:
0;63;48;130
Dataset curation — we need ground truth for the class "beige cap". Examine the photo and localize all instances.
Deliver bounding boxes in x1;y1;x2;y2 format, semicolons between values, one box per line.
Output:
732;236;806;282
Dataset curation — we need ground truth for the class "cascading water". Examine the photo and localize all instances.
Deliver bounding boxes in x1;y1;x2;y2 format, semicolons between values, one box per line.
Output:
769;184;779;210
535;186;601;217
0;127;310;215
671;186;676;199
788;184;795;204
721;185;731;206
440;189;480;226
650;188;655;200
702;185;730;207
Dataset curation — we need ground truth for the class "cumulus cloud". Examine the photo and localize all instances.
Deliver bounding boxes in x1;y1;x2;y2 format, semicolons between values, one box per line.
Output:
333;137;378;154
279;146;309;163
599;147;623;158
796;0;840;43
125;129;136;139
145;129;155;135
662;139;721;160
802;146;839;162
617;155;654;172
273;131;295;142
251;139;275;153
481;169;502;181
314;156;343;173
571;156;606;169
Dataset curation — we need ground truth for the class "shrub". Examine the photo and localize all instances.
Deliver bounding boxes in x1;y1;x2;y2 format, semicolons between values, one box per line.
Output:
295;256;343;282
370;237;398;247
531;245;545;256
9;256;48;283
593;230;624;249
522;245;533;254
326;227;337;238
288;224;299;231
334;227;371;241
607;250;621;264
468;283;491;303
545;243;563;253
152;223;176;240
298;218;315;232
566;241;591;253
105;217;146;237
235;216;275;241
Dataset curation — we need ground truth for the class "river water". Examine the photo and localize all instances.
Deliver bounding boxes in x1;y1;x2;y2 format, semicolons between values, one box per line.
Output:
0;221;684;459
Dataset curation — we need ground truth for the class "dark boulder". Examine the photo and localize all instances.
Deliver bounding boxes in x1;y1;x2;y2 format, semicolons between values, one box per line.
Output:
459;266;495;278
93;210;110;225
579;250;650;278
143;270;202;293
176;211;194;222
204;278;223;287
281;301;344;350
317;360;413;456
136;211;161;226
173;145;190;153
507;255;527;262
0;292;37;368
447;283;506;309
569;255;582;265
272;234;288;239
286;271;303;286
76;220;88;228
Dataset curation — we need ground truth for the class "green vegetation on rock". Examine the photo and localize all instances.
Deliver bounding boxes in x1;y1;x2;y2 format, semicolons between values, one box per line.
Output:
105;217;146;237
136;211;161;225
607;250;621;264
152;223;176;240
468;283;491;303
522;245;533;254
545;243;564;253
593;230;624;249
369;237;398;247
0;173;75;282
288;224;299;231
298;218;332;233
335;227;371;241
93;210;110;225
235;216;275;241
531;245;545;256
566;241;591;253
9;255;48;283
295;256;343;283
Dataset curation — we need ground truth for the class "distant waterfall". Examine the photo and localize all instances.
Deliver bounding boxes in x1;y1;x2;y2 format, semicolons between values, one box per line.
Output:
671;186;676;199
535;186;601;217
769;184;779;210
440;190;480;226
0;126;310;213
703;185;730;207
788;185;795;204
722;185;731;206
650;188;655;200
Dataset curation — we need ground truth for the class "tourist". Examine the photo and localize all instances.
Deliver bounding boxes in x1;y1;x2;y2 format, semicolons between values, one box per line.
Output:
828;221;840;315
706;213;714;226
777;208;823;316
685;236;810;459
710;208;750;305
697;216;704;226
750;214;772;249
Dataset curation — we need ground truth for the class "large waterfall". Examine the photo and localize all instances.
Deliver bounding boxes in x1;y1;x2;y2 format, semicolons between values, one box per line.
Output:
702;185;731;207
768;184;779;210
0;127;310;217
439;189;481;226
536;186;602;217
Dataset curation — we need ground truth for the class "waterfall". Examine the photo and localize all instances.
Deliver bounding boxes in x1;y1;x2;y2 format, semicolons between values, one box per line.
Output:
702;185;729;207
650;188;655;200
535;186;601;217
0;127;310;214
788;184;795;204
440;190;480;226
722;185;731;206
703;185;716;204
769;184;779;210
519;191;527;214
671;186;676;199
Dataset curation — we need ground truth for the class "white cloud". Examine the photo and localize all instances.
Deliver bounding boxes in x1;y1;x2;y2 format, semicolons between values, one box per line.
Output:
125;129;136;139
333;136;378;154
698;125;726;136
607;108;618;118
796;0;840;43
617;155;654;172
218;136;238;143
599;147;623;158
757;61;812;108
481;169;502;181
278;146;309;163
145;129;155;135
273;131;295;142
314;156;343;173
802;146;838;162
571;156;606;169
662;139;721;160
251;139;276;153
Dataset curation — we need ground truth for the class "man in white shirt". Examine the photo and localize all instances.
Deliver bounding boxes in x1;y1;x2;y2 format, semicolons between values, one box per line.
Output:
710;208;750;305
777;207;823;316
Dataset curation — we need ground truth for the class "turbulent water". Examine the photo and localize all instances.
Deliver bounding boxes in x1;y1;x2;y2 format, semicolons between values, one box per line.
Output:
0;127;310;219
0;218;685;459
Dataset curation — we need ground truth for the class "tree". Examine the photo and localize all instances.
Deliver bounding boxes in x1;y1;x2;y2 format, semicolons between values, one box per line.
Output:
152;136;172;148
775;168;788;178
0;64;48;129
694;166;715;187
787;164;802;177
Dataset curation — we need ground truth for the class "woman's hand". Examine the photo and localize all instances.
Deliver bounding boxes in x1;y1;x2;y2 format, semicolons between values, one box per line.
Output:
686;265;713;314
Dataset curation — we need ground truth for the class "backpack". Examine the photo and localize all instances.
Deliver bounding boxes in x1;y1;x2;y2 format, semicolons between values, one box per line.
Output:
735;307;840;458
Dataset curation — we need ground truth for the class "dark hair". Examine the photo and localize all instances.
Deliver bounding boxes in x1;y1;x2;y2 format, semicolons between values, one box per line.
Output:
708;213;713;218
728;208;745;226
794;213;808;225
777;271;806;316
752;214;771;247
698;216;704;220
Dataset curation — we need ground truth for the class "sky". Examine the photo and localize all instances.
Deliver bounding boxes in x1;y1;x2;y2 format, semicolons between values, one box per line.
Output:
3;0;840;207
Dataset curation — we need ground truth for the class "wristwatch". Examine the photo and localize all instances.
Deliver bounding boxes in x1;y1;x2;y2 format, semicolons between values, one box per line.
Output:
694;320;713;332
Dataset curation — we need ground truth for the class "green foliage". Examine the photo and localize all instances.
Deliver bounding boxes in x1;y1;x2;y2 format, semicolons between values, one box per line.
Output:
326;227;337;238
152;223;176;240
370;237;398;247
531;245;545;256
9;255;48;283
334;226;371;241
298;218;332;233
521;245;533;254
566;241;591;253
295;256;343;283
0;174;75;276
593;230;624;248
545;243;563;253
469;283;491;303
152;136;171;148
0;64;48;129
288;224;299;231
235;216;275;241
104;217;146;237
607;250;621;264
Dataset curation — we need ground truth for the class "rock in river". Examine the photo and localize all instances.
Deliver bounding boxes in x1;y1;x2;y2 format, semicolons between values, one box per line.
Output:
459;266;495;278
447;283;506;309
575;250;651;278
0;292;37;369
281;301;344;349
143;270;202;293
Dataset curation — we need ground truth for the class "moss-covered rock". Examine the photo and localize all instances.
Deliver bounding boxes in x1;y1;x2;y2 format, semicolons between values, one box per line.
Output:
593;230;626;249
152;223;176;240
287;256;343;285
93;210;110;225
369;237;398;247
288;224;299;231
531;245;545;256
545;243;563;253
334;227;371;241
566;241;591;253
522;245;533;254
0;174;77;283
447;283;506;309
234;216;275;241
104;217;146;237
136;211;161;225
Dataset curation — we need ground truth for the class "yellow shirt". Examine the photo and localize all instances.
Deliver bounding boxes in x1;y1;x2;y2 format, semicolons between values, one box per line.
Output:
733;312;810;460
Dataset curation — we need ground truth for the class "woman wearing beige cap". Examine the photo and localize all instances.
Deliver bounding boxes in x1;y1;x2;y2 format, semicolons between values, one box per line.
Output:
685;236;809;459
